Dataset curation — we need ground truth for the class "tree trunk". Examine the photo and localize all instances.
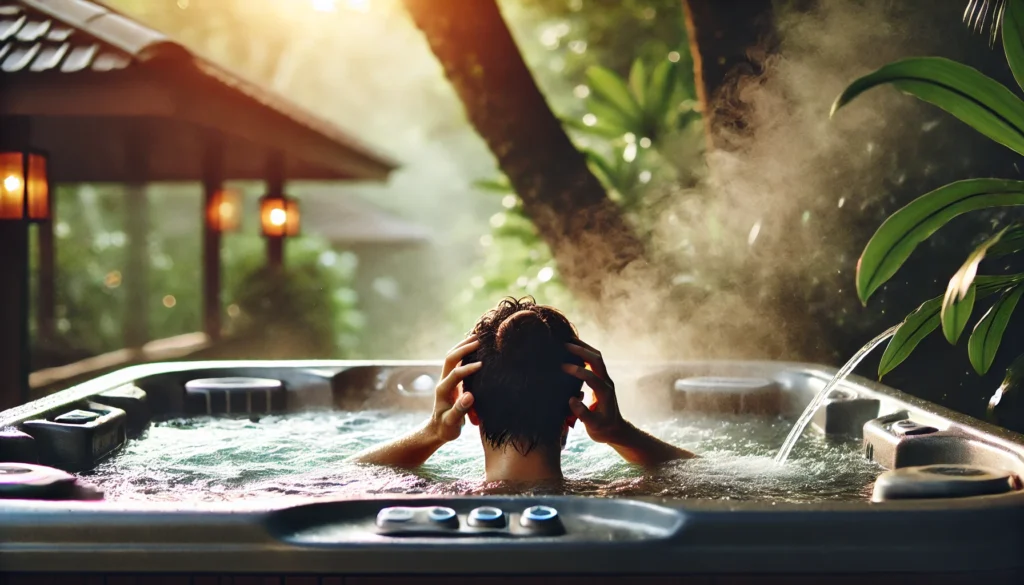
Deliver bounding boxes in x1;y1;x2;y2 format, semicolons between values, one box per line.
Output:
683;0;776;150
402;0;651;310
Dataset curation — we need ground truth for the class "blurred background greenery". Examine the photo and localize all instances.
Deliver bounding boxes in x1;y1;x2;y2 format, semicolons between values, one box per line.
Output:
32;0;699;363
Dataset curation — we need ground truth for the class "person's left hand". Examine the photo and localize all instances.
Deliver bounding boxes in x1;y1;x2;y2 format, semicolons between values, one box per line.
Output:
563;340;629;445
428;335;482;443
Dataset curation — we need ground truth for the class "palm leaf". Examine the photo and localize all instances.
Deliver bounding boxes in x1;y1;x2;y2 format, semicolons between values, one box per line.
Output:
562;115;625;139
878;274;1024;376
831;57;1024;157
941;282;977;344
879;295;943;377
472;177;513;194
947;225;1017;302
585;66;643;130
629;59;647;109
586;98;641;137
1004;0;1024;92
969;285;1024;374
988;223;1024;257
855;179;1024;303
646;60;679;137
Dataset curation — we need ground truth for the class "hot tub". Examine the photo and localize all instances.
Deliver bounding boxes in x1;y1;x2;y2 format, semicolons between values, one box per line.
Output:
1;360;1023;584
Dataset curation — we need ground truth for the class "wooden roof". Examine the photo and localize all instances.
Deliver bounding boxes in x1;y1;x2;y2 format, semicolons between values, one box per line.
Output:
0;0;397;182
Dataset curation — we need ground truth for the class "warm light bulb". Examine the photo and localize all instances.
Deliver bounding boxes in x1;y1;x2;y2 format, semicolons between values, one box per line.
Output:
219;201;234;219
269;208;287;226
3;175;21;193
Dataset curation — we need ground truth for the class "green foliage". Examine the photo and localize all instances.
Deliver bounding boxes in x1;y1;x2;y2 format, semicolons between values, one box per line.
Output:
876;275;1024;377
458;0;699;321
32;185;362;366
833;0;1024;395
848;179;1024;304
970;285;1024;374
567;59;696;143
831;57;1024;156
226;236;361;357
940;282;976;344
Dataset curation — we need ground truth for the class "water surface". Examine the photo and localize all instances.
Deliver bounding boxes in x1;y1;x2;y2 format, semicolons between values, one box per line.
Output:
86;410;882;503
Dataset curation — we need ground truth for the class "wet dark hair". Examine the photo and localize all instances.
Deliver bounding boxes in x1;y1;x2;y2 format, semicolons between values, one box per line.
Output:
463;297;585;455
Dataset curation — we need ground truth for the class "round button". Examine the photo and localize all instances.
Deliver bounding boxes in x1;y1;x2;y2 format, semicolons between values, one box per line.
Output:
427;506;457;522
521;505;558;522
377;507;415;524
468;506;506;528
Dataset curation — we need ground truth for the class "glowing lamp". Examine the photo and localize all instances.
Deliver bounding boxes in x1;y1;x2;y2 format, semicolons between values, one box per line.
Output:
259;195;300;237
0;150;49;221
206;189;241;232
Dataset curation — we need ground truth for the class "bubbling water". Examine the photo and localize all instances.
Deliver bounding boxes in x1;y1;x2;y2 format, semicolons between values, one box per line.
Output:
85;409;882;503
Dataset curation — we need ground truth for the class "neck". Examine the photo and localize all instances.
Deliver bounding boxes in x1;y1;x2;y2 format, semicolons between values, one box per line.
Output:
481;439;562;483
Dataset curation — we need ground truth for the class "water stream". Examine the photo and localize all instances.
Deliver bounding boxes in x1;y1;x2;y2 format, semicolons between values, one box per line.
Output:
774;325;900;464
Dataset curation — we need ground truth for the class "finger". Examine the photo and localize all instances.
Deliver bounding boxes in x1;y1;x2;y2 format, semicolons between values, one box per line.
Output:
568;338;601;356
569;396;597;426
441;392;474;427
565;343;607;378
448;333;479;354
436;361;482;401
442;338;481;378
562;363;613;401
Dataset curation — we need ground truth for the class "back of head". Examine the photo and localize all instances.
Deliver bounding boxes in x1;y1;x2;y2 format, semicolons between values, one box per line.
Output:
463;297;585;454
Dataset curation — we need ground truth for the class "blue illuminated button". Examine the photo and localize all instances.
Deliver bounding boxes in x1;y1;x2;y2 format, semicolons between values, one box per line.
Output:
376;507;415;525
427;506;457;522
519;505;564;535
468;506;506;528
522;505;557;522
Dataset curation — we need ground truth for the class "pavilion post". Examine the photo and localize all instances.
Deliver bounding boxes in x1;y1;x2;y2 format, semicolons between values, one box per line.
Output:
202;136;224;341
266;151;285;269
123;132;150;350
0;116;32;409
37;191;56;347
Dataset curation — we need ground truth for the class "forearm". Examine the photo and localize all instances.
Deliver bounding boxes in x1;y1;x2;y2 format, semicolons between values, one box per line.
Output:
607;422;696;466
350;423;446;468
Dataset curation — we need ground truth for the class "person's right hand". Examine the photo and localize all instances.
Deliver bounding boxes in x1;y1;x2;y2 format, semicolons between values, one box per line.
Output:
562;340;629;445
428;335;482;443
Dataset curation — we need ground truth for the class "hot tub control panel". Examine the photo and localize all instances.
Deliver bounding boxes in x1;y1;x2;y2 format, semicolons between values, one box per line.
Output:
375;505;564;537
271;497;683;544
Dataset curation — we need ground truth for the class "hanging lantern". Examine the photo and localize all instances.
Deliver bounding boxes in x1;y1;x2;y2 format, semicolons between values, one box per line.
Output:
259;194;300;237
206;188;241;232
0;150;49;221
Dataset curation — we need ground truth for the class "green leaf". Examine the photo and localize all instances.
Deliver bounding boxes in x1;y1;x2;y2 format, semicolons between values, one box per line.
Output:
946;225;1017;302
646;59;679;136
1004;0;1024;93
831;57;1024;157
988;224;1024;258
941;282;976;344
472;177;513;194
878;274;1024;377
855;178;1024;303
586;66;643;130
561;115;624;139
879;295;943;377
582;149;617;190
628;59;647;109
586;98;641;136
969;285;1024;375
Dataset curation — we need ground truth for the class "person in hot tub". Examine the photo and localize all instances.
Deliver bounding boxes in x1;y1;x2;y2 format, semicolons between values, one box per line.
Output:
353;297;695;481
